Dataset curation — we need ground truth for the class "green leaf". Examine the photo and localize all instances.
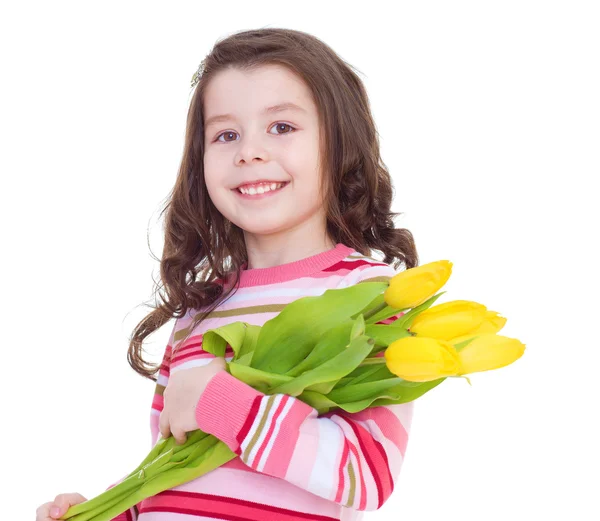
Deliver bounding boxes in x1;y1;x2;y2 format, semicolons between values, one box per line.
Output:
252;282;387;373
364;324;412;346
391;291;447;329
334;378;446;413
285;319;355;377
234;351;253;366
304;380;340;394
227;361;294;394
340;363;394;387
351;292;385;320
202;322;247;358
237;324;261;361
350;313;366;339
364;303;405;324
299;379;446;415
327;377;407;403
330;362;390;390
269;334;375;396
202;322;261;363
297;390;340;414
300;376;445;415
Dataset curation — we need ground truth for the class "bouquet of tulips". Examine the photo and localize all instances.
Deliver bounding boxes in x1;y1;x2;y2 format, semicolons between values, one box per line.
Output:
61;260;525;521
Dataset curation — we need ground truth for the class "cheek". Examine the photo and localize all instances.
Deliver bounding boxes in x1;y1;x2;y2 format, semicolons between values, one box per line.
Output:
205;181;229;217
202;167;225;209
291;151;321;191
204;150;230;186
202;168;215;195
203;151;224;186
279;142;319;180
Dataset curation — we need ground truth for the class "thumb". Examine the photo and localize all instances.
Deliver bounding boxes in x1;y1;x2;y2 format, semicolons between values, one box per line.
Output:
50;504;64;519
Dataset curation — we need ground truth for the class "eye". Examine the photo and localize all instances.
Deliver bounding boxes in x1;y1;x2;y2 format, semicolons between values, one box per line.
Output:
268;122;296;135
215;131;238;143
214;122;297;143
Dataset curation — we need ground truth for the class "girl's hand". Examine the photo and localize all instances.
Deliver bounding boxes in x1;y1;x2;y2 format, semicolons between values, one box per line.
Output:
159;356;227;445
36;492;88;520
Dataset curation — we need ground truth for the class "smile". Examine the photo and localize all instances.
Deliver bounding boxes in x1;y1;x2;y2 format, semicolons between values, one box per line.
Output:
234;181;289;199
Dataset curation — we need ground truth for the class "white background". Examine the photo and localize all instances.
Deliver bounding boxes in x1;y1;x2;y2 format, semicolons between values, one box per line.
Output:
2;1;598;519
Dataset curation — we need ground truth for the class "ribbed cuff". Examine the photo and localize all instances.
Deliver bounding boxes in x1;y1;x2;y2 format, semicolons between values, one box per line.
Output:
195;370;265;452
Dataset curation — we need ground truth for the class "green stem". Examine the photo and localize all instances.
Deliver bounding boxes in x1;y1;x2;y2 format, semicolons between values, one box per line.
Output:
63;448;175;519
67;454;188;521
362;301;389;321
65;487;134;521
86;441;236;521
359;357;387;366
62;474;140;518
344;365;386;386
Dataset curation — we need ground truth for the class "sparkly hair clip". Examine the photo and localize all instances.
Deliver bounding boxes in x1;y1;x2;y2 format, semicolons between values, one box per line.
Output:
190;58;207;89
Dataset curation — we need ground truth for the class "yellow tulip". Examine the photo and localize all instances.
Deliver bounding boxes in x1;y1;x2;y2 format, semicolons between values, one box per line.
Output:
410;300;507;342
449;312;507;345
456;333;525;375
384;260;453;310
384;336;461;382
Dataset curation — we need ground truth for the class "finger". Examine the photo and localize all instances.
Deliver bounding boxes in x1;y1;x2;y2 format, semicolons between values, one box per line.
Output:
35;502;53;520
171;427;187;445
213;356;226;367
51;493;88;518
158;409;171;440
54;492;87;503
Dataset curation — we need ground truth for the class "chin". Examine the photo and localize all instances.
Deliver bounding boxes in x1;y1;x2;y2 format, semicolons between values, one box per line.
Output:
242;226;287;236
235;220;290;236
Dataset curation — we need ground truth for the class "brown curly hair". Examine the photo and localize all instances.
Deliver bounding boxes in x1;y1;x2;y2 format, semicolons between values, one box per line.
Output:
128;27;419;382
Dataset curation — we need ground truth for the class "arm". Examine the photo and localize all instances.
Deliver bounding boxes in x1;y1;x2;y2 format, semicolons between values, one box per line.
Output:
196;262;412;511
196;370;412;511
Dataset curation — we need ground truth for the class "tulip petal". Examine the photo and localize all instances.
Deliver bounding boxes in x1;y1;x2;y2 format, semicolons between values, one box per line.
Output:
457;334;525;375
384;260;453;310
410;300;488;341
486;311;508;332
385;336;461;382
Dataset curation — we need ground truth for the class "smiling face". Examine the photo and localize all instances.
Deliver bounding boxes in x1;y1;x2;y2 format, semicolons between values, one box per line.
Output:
202;64;329;250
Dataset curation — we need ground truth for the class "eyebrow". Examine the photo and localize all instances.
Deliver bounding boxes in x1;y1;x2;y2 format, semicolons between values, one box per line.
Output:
204;102;307;129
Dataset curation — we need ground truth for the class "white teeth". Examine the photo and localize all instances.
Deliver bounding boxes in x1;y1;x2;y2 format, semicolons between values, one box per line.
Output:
239;182;285;196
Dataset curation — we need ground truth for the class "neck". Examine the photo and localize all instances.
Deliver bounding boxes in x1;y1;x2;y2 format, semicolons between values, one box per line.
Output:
243;225;336;270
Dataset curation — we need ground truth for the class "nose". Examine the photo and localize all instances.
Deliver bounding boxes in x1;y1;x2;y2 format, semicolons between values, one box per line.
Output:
234;132;270;165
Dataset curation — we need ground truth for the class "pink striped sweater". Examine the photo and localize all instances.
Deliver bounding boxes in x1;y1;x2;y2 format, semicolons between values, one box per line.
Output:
108;243;414;521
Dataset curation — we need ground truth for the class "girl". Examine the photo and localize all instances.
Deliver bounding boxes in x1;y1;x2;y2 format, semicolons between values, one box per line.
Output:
37;27;419;521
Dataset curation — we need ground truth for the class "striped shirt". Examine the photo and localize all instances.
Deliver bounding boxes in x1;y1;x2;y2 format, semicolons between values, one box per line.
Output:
109;243;414;521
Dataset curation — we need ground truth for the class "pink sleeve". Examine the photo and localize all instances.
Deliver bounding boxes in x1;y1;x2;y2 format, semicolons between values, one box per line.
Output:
195;368;413;511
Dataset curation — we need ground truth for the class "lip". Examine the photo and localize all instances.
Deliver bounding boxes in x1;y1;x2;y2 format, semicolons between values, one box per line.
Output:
233;181;289;200
234;179;288;190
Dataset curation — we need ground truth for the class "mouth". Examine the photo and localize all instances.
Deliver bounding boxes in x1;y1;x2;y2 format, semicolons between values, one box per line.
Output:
232;181;290;198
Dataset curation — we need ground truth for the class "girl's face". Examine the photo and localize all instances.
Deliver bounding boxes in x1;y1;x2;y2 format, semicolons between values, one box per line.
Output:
202;64;327;246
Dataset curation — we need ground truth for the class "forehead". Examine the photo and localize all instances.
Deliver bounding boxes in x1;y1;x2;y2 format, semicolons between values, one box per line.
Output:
203;64;316;127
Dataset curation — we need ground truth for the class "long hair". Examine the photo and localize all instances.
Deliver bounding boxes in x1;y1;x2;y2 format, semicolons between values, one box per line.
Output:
128;27;419;382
